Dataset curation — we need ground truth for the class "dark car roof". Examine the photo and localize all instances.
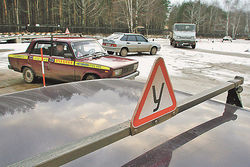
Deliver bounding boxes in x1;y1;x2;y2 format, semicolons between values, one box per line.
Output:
0;79;250;167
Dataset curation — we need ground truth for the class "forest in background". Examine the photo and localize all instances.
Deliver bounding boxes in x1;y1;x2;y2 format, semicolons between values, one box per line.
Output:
0;0;170;34
0;0;249;37
169;0;250;38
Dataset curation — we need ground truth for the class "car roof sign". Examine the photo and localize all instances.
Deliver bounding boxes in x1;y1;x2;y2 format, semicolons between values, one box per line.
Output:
131;57;177;129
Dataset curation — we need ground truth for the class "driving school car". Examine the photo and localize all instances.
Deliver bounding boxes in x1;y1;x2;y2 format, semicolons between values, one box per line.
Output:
8;38;139;83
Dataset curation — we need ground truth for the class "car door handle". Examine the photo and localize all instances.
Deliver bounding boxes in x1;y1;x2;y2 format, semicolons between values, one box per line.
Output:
138;42;141;44
127;42;130;44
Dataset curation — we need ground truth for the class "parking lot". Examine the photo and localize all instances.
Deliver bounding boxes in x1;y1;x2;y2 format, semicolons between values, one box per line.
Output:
0;38;250;108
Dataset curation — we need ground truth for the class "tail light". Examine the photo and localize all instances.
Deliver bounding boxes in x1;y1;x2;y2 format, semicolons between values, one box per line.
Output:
111;44;117;47
102;43;106;46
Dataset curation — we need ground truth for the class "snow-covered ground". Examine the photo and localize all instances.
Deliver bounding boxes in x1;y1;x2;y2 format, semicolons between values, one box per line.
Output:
196;38;250;54
129;38;250;85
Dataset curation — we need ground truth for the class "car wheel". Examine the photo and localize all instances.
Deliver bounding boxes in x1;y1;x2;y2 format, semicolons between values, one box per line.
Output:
23;67;35;83
85;74;98;80
150;47;157;55
107;51;114;55
120;48;128;57
192;45;196;49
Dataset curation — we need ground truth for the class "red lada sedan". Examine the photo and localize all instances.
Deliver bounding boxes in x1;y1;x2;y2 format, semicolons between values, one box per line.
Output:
8;38;139;83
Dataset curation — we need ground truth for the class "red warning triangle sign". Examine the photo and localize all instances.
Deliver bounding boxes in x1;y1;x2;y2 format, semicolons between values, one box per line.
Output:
65;28;70;34
131;57;177;128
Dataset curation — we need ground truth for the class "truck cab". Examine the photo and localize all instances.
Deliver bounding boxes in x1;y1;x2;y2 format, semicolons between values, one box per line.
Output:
170;23;196;49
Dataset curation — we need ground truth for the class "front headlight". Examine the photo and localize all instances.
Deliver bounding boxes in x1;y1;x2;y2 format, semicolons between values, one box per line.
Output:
133;63;138;70
113;69;122;76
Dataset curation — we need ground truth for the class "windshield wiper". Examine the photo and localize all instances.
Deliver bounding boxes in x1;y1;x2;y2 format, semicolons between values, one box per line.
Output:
93;52;108;57
77;53;90;58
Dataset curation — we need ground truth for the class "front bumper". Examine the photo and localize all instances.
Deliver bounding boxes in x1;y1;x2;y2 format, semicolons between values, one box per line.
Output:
121;71;140;80
175;40;196;46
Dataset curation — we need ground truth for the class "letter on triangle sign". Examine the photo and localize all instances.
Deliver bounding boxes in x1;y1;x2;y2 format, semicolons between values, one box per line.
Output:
131;57;177;128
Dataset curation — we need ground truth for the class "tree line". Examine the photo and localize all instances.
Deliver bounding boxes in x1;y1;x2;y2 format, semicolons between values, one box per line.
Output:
0;0;170;34
0;0;249;37
168;0;250;38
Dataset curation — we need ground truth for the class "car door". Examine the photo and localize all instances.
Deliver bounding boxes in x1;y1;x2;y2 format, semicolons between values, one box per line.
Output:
48;42;75;81
126;35;139;52
136;35;151;52
28;41;50;77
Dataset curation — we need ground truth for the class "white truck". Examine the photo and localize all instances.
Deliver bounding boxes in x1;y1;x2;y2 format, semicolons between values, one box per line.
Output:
170;23;196;49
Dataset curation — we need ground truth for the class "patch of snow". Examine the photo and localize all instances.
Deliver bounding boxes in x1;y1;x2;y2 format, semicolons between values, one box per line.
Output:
0;43;29;69
196;38;250;54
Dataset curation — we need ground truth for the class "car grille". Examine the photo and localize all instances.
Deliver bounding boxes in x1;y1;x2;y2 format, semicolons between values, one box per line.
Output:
122;64;134;75
183;36;192;39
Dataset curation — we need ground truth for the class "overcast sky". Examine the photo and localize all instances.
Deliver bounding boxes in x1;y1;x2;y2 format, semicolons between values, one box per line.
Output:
170;0;250;9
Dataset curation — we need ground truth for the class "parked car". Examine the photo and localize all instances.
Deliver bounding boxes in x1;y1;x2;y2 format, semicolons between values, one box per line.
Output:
222;36;232;42
102;33;161;57
8;38;139;83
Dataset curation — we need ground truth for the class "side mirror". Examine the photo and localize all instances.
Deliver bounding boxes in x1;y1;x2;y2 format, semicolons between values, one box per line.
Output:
152;39;155;41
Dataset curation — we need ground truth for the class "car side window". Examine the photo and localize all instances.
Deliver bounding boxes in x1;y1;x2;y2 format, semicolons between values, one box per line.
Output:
127;35;137;41
120;35;127;41
136;35;147;42
30;42;51;55
52;42;72;58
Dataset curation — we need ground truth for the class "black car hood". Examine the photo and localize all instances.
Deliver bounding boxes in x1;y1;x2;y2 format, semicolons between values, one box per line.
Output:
0;79;249;167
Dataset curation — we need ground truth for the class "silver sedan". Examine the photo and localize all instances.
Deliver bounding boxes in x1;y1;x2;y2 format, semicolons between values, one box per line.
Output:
102;33;161;57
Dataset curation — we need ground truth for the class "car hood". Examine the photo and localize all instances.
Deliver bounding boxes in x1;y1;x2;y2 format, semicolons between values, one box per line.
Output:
77;56;138;69
0;79;250;167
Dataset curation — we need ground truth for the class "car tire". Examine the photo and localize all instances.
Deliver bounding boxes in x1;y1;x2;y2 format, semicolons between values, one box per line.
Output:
23;67;35;83
192;45;196;49
150;47;157;55
120;48;128;57
84;74;98;80
107;51;114;55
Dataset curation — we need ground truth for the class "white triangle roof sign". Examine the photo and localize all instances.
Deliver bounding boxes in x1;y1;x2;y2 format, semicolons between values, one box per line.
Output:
65;28;70;34
131;57;177;128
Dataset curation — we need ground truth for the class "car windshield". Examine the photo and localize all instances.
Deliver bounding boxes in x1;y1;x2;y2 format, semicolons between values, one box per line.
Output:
71;41;106;58
174;24;195;32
